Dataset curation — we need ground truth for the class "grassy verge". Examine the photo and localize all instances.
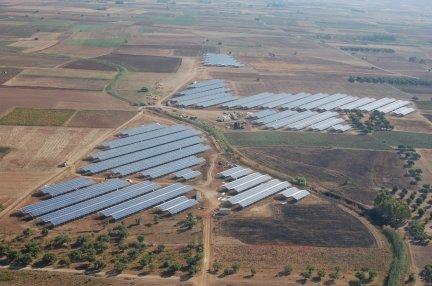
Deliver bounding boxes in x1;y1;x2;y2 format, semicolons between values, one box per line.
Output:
224;131;432;150
383;228;408;286
0;108;75;126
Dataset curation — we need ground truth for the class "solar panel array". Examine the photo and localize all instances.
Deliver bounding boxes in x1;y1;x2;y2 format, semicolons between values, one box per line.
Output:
174;168;201;181
171;79;237;108
217;166;310;209
21;179;197;227
80;123;209;178
39;177;96;197
100;183;194;220
391;107;415;116
203;53;243;67
253;109;350;132
278;187;310;201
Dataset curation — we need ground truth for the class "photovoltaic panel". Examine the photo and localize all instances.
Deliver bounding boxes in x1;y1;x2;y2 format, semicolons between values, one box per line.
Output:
189;79;223;89
261;93;311;109
166;199;198;215
21;179;129;217
80;137;204;174
281;93;328;109
100;125;191;149
297;94;347;110
111;144;209;176
266;111;316;129
140;156;205;179
40;177;96;197
203;53;243;67
89;129;200;161
155;196;189;212
40;181;160;226
100;183;193;220
250;109;278;119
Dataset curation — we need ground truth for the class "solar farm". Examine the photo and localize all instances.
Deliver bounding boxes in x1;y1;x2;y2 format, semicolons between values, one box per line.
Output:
21;179;198;227
217;166;310;210
202;53;243;67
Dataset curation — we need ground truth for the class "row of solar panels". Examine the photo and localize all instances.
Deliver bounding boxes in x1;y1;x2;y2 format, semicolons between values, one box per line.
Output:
22;179;197;227
171;79;238;108
203;53;243;67
174;168;202;181
252;109;351;132
220;92;413;115
217;166;309;209
80;124;209;177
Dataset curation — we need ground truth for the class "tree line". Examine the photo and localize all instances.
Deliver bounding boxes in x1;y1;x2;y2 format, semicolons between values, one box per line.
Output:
341;46;395;53
348;75;432;87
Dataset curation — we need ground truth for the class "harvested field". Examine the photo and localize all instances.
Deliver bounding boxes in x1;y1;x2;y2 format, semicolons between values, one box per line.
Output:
66;110;136;128
62;59;116;71
388;116;432;133
0;126;110;206
118;44;203;57
0;108;75;126
97;53;182;73
218;204;375;247
0;87;132;117
0;67;21;84
423;113;432;122
0;52;69;68
416;101;432;111
225;131;432;150
239;146;408;205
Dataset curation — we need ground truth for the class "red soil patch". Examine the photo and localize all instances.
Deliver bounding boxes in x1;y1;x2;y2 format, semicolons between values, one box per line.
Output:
96;53;182;73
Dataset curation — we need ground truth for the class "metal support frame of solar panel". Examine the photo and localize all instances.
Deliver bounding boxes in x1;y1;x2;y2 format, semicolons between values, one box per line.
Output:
155;196;189;212
266;111;317;129
111;144;210;177
358;97;396;112
100;125;192;150
228;179;291;207
100;183;193;220
40;177;96;197
297;94;347;111
250;109;278;119
376;100;410;113
90;130;200;161
308;117;345;131
337;97;376;111
254;110;298;125
285;111;338;130
261;93;311;109
392;107;414;116
316;96;359;111
331;124;351;132
81;137;204;174
188;79;224;89
116;123;164;138
21;179;129;218
40;181;160;227
280;93;329;110
166;199;198;215
140;156;205;179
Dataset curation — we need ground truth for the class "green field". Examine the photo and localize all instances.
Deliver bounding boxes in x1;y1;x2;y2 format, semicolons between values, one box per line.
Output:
416;101;432;110
224;131;432;150
0;108;75;126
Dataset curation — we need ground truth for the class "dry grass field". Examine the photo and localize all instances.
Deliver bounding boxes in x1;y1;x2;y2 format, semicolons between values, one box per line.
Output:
66;110;136;129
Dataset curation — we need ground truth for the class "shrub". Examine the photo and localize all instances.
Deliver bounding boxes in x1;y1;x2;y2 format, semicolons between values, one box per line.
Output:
41;253;57;266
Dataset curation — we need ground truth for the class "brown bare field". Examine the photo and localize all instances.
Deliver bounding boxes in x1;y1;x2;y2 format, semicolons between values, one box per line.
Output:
239;146;409;205
62;59;116;71
0;126;110;208
388;115;432;133
0;52;69;68
117;44;203;57
4;68;115;91
9;32;61;53
97;53;182;73
0;87;132;117
66;110;136;128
